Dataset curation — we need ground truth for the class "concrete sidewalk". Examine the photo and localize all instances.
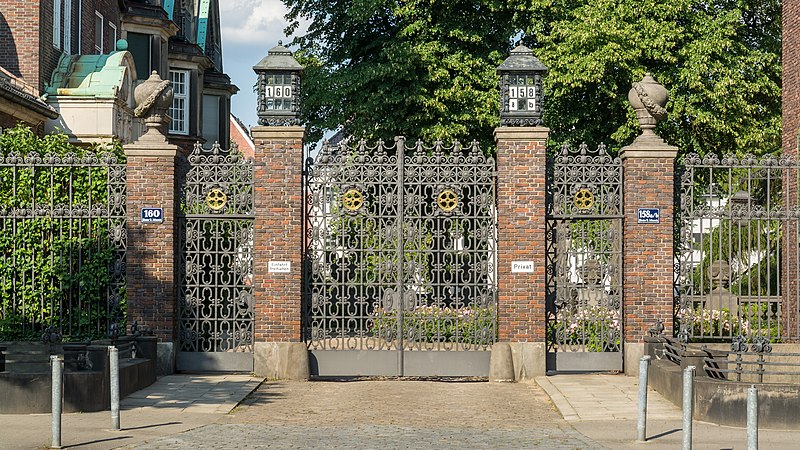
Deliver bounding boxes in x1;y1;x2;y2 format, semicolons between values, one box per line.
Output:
0;374;262;449
537;374;799;449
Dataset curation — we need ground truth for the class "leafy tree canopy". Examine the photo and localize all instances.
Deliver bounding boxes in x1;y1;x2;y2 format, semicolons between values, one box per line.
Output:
284;0;781;156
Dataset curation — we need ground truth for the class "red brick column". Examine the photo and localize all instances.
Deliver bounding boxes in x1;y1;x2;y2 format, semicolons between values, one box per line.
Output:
251;126;305;343
620;135;677;372
783;1;800;343
495;127;548;376
124;140;181;373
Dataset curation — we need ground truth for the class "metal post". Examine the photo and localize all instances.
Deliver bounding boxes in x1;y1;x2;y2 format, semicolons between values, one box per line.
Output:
682;365;695;450
109;346;120;431
637;355;651;442
395;136;405;377
747;385;758;450
51;354;62;449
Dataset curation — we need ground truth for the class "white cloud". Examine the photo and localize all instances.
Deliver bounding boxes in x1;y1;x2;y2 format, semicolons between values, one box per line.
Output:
219;0;294;45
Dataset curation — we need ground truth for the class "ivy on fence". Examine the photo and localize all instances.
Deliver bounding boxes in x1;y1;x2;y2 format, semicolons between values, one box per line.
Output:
0;125;126;341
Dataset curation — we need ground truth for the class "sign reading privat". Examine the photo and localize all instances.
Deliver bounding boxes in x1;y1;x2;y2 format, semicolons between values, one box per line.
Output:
638;208;661;224
511;261;535;273
140;207;163;224
268;261;291;273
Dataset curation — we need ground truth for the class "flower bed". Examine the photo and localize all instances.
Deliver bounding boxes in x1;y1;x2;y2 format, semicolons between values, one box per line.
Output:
550;306;621;352
371;305;496;345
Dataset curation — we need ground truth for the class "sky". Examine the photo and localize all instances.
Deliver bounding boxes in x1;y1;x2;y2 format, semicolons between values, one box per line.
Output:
219;1;302;130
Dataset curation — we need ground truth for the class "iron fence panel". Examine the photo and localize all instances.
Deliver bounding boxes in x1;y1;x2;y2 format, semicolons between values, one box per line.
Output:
0;150;126;340
676;153;800;343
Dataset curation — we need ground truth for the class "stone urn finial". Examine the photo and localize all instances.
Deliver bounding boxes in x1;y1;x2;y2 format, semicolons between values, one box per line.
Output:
133;71;174;141
628;73;668;135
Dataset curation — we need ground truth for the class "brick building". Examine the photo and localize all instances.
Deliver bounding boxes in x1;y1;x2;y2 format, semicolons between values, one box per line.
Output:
0;0;236;149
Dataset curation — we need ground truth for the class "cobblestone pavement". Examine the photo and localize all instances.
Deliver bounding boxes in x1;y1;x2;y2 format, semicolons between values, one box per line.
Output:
133;379;606;449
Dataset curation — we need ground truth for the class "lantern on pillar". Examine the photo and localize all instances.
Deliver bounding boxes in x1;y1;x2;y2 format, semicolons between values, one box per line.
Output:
253;41;303;126
496;45;548;126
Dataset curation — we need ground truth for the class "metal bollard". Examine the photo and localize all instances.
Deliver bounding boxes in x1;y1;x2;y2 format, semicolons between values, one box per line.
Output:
637;355;652;442
682;365;695;450
51;354;63;449
109;346;120;431
747;385;758;450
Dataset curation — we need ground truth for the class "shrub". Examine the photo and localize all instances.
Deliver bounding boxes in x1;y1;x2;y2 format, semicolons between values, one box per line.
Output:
371;305;496;345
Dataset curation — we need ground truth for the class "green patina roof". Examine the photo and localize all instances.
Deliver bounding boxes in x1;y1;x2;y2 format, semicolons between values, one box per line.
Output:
46;50;135;98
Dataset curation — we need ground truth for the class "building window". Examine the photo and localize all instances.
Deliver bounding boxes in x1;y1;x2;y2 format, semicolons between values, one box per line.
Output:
109;23;117;51
94;11;104;54
53;0;62;48
169;70;190;135
127;32;152;80
202;94;221;148
53;0;74;53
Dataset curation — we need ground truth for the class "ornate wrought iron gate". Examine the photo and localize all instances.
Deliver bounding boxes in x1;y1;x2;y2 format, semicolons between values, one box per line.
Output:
177;143;255;372
545;143;624;371
303;137;497;376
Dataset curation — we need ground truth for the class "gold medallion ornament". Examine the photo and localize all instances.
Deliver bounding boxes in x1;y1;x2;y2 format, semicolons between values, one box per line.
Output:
342;189;364;211
206;188;227;211
437;189;458;212
574;189;594;210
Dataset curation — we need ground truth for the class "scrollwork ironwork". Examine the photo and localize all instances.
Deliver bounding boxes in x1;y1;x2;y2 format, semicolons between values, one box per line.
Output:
304;138;497;352
178;142;254;354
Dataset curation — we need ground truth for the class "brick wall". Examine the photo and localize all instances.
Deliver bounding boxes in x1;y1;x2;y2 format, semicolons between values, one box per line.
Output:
251;126;305;342
783;0;800;342
80;0;122;55
621;155;677;342
0;2;41;88
124;148;180;342
495;127;548;342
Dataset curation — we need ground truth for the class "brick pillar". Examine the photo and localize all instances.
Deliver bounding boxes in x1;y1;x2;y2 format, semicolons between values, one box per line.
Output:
495;126;548;378
125;138;181;374
250;126;307;378
620;133;678;374
782;1;800;343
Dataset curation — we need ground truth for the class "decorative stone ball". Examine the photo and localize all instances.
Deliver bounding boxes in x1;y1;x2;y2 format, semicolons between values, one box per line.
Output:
116;39;129;52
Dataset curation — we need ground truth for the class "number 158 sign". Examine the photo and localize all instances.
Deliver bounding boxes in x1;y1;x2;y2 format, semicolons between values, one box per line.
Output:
141;207;163;224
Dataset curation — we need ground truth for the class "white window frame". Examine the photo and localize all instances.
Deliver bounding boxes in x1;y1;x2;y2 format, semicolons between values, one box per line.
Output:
53;0;62;49
63;0;72;54
94;11;104;54
109;22;117;51
53;0;75;53
169;69;190;135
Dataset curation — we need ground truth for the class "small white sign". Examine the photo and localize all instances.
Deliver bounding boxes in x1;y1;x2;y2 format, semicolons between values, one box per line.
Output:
512;261;535;273
268;261;291;273
509;99;518;111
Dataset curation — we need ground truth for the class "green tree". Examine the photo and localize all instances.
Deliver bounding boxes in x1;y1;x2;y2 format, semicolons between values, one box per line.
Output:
284;0;780;157
284;0;516;147
522;0;781;156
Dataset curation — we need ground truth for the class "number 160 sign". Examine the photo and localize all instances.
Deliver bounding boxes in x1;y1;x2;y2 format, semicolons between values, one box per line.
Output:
141;207;163;224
